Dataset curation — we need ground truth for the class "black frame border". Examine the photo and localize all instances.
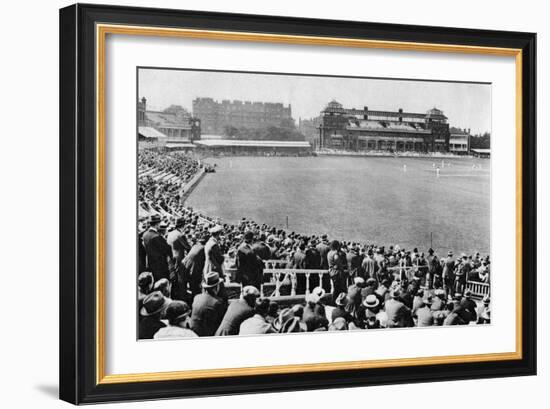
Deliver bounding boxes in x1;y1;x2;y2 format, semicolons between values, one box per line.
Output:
59;3;536;404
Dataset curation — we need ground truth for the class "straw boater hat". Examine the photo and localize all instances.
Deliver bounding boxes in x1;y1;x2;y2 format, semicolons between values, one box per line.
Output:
209;225;223;234
306;287;326;304
140;291;168;317
363;294;380;309
202;271;221;288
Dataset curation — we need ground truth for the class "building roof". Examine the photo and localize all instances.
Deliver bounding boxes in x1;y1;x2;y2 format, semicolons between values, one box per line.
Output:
194;139;311;148
138;126;167;139
471;149;491;154
146;111;191;128
165;143;196;149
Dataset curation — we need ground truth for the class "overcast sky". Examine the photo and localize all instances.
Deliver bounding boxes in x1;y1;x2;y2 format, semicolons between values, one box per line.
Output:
138;68;491;135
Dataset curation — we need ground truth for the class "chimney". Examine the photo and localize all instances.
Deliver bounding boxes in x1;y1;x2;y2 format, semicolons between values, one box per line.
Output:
398;108;403;122
363;106;368;120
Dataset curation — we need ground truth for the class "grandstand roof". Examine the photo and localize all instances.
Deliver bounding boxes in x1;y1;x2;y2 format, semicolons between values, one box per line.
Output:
194;139;311;148
165;143;196;149
138;126;167;139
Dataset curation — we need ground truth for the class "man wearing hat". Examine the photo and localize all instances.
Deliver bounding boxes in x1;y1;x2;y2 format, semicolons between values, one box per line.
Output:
459;289;478;323
331;292;351;323
252;233;271;261
182;233;207;298
154;300;198;339
316;234;330;270
477;296;491;324
415;295;434;327
303;287;329;332
143;214;173;282
361;249;377;281
189;271;227;337
384;288;413;328
442;250;455;298
139;291;168;339
166;217;192;299
236;231;264;291
454;253;471;295
204;225;225;277
215;285;260;336
137;271;154;312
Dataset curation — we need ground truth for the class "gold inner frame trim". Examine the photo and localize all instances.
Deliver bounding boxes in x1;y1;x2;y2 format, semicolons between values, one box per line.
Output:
95;23;523;385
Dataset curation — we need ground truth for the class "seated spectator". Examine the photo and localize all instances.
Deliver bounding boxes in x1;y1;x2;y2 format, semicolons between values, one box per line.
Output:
239;298;276;335
215;285;259;336
139;291;168;339
154;300;198;339
303;287;329;331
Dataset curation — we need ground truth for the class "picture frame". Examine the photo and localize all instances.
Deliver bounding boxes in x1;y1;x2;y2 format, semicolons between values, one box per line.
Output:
59;3;536;404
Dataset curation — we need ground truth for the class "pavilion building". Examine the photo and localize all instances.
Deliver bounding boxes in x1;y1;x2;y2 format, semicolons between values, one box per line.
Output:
318;100;453;153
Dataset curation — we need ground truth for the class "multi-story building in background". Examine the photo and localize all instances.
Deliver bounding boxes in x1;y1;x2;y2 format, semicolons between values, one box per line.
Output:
318;100;454;153
192;98;293;135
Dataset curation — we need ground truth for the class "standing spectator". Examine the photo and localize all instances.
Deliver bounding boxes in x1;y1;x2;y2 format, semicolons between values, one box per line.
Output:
252;233;271;260
236;231;264;290
316;234;330;270
166;217;191;300
143;214;173;281
182;234;207;298
204;225;225;277
346;244;364;283
327;240;347;303
361;249;377;280
442;251;456;297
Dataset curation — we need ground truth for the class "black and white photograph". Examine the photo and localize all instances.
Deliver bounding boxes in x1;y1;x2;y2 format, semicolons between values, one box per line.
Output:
137;68;492;340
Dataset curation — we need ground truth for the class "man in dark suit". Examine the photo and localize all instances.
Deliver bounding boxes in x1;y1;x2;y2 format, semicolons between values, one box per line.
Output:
142;214;172;281
316;234;330;270
190;272;227;337
182;234;207;298
384;289;413;328
346;245;364;283
236;231;264;290
292;241;308;294
252;233;271;260
215;286;260;336
166;217;191;300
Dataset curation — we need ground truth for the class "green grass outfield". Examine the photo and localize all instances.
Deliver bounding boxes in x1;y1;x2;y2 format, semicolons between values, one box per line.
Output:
186;155;490;256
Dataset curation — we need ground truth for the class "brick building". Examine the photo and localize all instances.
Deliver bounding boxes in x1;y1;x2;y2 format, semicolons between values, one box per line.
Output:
192;97;293;135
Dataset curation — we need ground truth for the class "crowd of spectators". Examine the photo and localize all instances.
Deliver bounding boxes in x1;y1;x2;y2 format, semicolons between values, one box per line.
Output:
137;150;491;340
